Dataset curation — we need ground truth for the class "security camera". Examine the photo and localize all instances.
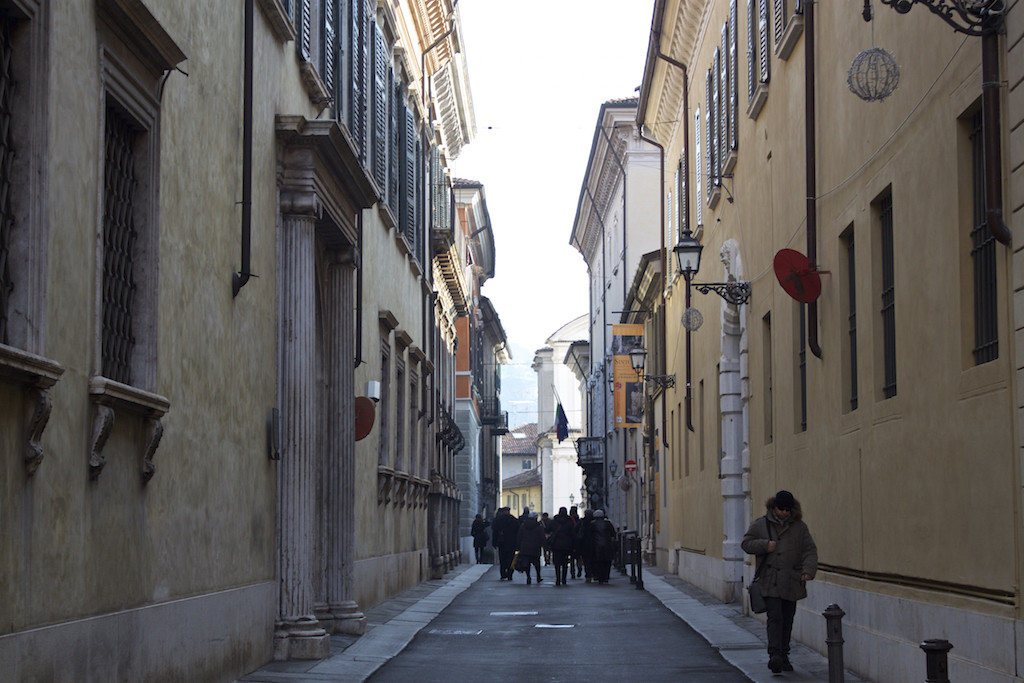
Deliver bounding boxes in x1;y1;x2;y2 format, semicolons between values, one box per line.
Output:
365;381;381;403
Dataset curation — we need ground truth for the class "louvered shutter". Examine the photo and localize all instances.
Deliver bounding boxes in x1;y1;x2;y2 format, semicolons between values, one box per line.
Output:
349;0;367;156
388;74;400;216
415;136;424;258
372;24;388;192
694;108;703;227
729;0;738;151
401;106;416;243
774;0;786;46
706;69;716;194
678;158;687;241
298;0;311;61
747;0;757;103
759;0;770;84
717;40;727;172
282;0;293;17
320;0;335;93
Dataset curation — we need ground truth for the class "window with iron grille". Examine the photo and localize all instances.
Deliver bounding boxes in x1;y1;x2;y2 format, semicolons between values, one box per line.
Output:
842;226;858;411
877;189;897;399
396;357;405;472
379;338;391;468
796;302;806;432
0;14;13;346
763;313;773;443
969;110;997;365
101;105;139;385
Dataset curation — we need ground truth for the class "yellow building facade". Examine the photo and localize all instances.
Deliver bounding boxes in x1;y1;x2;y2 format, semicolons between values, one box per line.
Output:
637;0;1021;679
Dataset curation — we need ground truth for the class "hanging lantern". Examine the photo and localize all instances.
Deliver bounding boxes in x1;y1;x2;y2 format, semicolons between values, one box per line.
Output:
847;47;900;102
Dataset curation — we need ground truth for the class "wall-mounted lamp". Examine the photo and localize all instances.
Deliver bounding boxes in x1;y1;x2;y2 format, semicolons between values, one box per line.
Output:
628;346;676;390
609;460;618;478
673;233;751;305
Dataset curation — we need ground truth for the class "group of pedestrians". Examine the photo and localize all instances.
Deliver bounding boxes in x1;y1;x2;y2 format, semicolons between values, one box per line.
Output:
484;505;618;585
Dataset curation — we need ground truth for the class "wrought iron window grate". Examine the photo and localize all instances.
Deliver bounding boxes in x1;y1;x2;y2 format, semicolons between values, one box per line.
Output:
846;231;858;411
970;111;997;365
102;107;139;384
798;303;807;432
879;192;897;399
0;16;14;346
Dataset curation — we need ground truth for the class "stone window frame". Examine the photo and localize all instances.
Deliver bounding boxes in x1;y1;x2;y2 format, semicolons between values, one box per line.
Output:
89;0;183;483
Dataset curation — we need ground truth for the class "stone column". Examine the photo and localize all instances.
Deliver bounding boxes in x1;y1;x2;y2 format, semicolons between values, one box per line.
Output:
274;207;330;661
324;248;365;635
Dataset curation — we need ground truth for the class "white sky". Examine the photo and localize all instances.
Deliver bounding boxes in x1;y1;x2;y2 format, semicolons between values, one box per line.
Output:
448;1;654;366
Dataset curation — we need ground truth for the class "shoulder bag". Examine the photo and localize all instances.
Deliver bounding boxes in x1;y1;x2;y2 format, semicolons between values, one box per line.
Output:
747;517;773;614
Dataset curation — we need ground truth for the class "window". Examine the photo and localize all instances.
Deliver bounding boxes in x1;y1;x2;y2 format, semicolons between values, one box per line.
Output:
773;0;804;60
763;313;773;443
395;357;405;472
521;459;532;470
968;110;997;365
747;0;770;118
875;188;897;399
0;12;16;346
409;371;419;477
795;302;807;431
841;226;858;411
694;108;703;228
379;337;391;467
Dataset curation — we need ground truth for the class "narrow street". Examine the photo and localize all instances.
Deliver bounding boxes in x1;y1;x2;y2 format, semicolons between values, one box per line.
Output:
368;564;749;683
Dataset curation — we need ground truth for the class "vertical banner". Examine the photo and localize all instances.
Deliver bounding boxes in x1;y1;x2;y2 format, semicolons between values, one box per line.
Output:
612;324;644;428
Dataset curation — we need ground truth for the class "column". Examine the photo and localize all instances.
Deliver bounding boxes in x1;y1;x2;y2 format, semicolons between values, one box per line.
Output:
720;304;746;602
274;209;330;661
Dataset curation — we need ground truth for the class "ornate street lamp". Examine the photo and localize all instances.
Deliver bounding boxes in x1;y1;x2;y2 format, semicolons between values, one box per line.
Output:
673;233;751;306
878;0;1004;36
628;345;676;390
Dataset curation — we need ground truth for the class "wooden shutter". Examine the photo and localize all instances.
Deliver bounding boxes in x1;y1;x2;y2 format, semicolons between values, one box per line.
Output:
694;108;703;227
706;69;716;194
774;0;786;46
372;24;388;191
349;0;367;156
388;73;400;216
759;0;770;84
320;0;336;94
729;0;738;151
401;106;416;243
747;0;757;103
298;0;311;61
717;39;727;172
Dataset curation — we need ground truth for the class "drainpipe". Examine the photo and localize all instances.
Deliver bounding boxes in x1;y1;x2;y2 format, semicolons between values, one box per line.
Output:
981;30;1010;246
232;0;254;297
805;0;823;358
355;212;363;369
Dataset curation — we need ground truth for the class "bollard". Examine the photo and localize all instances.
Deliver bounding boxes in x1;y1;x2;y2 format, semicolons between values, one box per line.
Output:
634;535;644;590
921;639;953;683
822;604;845;683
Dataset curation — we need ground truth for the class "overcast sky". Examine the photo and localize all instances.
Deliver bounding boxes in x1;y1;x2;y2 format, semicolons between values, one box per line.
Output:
449;1;653;368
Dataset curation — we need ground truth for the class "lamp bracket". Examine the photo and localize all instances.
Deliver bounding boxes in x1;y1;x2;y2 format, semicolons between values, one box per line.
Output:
644;374;677;390
693;281;752;306
878;0;1004;36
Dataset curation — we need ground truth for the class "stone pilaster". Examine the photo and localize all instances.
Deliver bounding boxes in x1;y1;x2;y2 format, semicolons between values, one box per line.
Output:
274;209;330;661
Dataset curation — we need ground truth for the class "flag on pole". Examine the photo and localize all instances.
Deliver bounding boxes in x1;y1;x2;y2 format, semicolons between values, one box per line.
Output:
555;403;569;443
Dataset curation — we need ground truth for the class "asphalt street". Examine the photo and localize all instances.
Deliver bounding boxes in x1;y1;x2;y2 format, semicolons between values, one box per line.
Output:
367;565;750;682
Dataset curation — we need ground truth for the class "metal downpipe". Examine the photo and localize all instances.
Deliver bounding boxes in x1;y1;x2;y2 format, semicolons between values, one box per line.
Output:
233;0;254;297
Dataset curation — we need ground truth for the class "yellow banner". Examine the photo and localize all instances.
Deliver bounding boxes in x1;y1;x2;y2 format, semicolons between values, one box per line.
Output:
612;324;644;428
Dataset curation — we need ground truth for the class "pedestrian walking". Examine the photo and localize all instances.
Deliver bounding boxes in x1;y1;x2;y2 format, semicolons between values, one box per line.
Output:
471;513;490;564
516;512;546;584
491;507;519;580
588;509;616;584
578;509;594;582
741;490;818;674
540;512;553;566
569;505;581;579
548;507;575;585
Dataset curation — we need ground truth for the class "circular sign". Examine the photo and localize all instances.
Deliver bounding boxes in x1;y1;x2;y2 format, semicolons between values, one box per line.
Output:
354;397;376;441
624;459;637;472
773;249;822;304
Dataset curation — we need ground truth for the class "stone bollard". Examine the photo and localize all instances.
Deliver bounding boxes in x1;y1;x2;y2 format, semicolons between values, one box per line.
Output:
822;603;846;683
921;639;953;683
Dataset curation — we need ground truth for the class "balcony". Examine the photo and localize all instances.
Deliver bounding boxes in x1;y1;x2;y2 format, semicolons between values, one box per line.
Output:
574;437;604;466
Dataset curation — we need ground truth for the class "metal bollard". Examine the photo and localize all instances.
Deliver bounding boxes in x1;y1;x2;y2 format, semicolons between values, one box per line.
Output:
921;639;952;683
822;604;846;683
633;535;644;590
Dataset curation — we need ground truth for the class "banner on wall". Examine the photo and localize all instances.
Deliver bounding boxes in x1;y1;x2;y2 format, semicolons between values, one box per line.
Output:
612;324;644;428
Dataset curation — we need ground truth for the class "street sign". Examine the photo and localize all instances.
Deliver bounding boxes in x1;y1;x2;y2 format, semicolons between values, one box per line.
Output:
624;459;637;472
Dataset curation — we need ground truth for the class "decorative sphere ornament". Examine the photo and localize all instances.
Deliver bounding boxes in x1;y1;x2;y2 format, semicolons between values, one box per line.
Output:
682;307;704;332
848;47;900;102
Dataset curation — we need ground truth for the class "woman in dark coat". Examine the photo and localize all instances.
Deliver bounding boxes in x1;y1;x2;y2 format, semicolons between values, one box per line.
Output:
548;507;576;586
741;490;818;674
516;512;546;584
588;510;617;584
577;509;594;582
471;514;490;564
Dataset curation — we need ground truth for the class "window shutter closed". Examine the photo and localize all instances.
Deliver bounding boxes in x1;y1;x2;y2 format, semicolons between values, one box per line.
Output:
320;0;335;93
747;0;757;103
729;0;738;151
299;0;312;61
694;108;703;227
774;0;786;46
349;0;367;156
401;106;416;244
706;69;716;196
759;0;770;84
716;41;726;175
388;74;400;216
372;25;388;192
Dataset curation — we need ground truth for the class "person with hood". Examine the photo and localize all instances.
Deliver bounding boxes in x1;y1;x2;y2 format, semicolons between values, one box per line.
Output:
588;510;617;583
577;509;595;583
547;507;576;585
568;505;581;579
516;512;546;584
491;507;519;580
741;490;818;674
471;513;490;564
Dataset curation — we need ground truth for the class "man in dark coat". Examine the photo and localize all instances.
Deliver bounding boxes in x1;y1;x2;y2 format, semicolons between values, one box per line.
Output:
491;507;519;580
741;490;818;674
516;512;546;584
471;513;490;564
577;509;595;583
548;507;576;585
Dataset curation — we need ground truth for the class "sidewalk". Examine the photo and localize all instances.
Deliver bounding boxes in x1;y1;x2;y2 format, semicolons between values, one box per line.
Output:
238;563;867;682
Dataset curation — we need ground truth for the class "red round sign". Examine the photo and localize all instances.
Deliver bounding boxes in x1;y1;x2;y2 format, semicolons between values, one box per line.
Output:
624;459;637;472
773;249;822;304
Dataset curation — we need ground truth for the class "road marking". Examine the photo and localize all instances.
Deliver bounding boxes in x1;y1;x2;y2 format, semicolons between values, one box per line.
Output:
490;611;539;616
535;624;575;629
428;629;483;635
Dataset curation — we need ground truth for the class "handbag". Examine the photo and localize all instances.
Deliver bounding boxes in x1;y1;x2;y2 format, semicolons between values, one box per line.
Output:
747;517;773;614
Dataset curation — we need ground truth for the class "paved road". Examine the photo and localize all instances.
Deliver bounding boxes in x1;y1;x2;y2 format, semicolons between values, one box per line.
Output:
368;565;749;682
